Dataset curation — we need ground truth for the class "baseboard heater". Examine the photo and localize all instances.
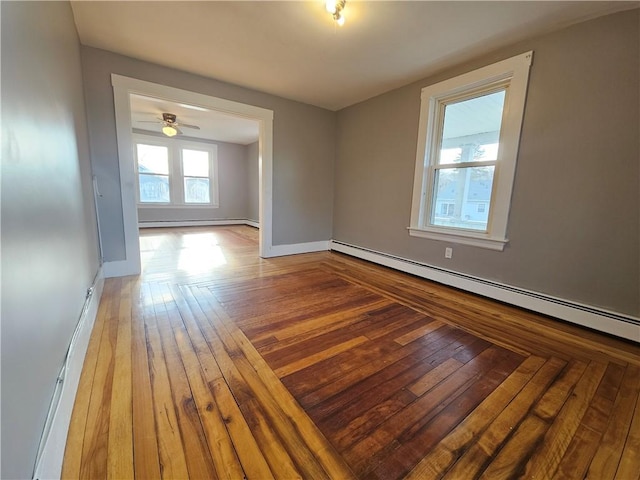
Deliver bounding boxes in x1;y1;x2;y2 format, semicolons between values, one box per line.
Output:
32;268;104;480
329;240;639;342
138;219;259;229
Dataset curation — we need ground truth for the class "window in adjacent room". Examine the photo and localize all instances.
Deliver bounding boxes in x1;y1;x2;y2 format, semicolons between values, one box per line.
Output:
137;143;170;203
134;135;218;207
182;148;212;204
409;51;533;251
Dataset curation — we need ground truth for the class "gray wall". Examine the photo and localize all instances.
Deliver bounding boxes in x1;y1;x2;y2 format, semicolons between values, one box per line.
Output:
1;2;100;478
247;141;260;223
333;9;639;317
135;133;250;223
82;47;336;261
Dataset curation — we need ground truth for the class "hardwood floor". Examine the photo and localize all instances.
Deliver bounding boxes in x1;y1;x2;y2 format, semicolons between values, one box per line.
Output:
62;226;640;479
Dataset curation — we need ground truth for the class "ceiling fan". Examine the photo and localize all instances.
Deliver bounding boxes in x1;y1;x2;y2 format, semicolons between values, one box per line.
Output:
140;112;200;137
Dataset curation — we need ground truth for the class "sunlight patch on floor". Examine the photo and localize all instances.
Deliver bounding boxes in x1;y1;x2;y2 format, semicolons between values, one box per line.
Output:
178;244;227;273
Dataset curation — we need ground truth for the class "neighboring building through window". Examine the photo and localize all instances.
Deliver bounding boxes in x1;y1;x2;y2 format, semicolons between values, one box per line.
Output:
409;51;533;251
439;202;455;217
134;135;218;208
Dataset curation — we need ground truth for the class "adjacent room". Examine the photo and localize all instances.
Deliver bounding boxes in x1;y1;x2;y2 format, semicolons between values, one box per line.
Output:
127;93;261;229
2;1;639;479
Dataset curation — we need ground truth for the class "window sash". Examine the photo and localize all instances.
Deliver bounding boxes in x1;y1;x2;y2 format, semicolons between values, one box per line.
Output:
424;85;506;233
180;147;212;203
138;173;170;203
426;164;496;233
184;176;211;204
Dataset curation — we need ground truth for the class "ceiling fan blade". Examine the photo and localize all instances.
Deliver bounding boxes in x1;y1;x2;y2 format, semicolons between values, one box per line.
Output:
178;123;200;130
175;126;184;135
137;120;162;124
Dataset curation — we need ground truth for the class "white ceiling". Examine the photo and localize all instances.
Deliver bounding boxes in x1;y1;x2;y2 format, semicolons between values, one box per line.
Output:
130;93;260;144
71;1;637;112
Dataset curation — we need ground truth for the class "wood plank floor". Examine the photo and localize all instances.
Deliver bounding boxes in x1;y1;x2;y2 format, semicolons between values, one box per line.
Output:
63;226;640;479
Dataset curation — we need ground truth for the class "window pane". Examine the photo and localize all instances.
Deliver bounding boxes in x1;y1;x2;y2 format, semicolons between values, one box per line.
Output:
139;174;170;203
438;90;505;165
431;166;495;231
137;144;169;174
183;149;209;177
184;177;210;203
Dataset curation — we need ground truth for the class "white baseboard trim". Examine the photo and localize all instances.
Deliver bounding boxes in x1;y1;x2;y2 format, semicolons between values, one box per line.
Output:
33;268;105;480
267;240;330;257
330;241;640;342
103;258;139;278
138;219;258;228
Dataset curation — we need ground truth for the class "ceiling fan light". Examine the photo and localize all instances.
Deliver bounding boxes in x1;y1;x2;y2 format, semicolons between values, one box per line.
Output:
162;125;178;137
325;0;337;13
326;0;346;25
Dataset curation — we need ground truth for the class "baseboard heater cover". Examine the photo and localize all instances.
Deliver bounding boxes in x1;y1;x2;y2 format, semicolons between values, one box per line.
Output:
329;240;639;342
32;268;105;480
138;219;259;228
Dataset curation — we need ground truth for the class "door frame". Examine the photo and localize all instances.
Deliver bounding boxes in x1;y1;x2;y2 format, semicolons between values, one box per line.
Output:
108;74;274;276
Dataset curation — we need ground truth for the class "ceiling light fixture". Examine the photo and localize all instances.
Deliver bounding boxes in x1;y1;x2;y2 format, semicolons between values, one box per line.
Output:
162;125;178;137
325;0;346;26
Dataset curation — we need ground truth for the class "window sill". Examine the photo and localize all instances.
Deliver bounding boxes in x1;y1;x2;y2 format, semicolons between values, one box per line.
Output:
408;227;507;251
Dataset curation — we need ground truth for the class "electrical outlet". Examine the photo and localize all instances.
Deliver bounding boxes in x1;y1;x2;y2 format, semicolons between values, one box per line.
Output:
445;247;453;259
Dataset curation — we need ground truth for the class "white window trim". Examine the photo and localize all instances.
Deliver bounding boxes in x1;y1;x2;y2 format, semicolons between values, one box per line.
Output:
133;133;219;208
409;51;533;251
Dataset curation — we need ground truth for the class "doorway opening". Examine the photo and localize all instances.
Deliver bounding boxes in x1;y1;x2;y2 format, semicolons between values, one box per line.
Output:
108;75;274;277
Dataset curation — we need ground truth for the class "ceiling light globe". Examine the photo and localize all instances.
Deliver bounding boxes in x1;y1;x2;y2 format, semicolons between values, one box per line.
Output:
162;125;178;137
325;0;337;13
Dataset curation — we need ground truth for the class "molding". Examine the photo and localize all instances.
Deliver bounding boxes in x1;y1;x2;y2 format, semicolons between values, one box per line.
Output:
103;259;140;278
110;74;274;274
268;240;330;257
111;79;142;277
408;227;507;251
138;219;258;228
410;51;533;249
33;268;105;480
112;75;274;119
330;241;640;343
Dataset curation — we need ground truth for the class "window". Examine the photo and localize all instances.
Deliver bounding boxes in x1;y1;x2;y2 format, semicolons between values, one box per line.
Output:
134;135;218;207
182;149;211;204
409;52;532;251
137;144;170;203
